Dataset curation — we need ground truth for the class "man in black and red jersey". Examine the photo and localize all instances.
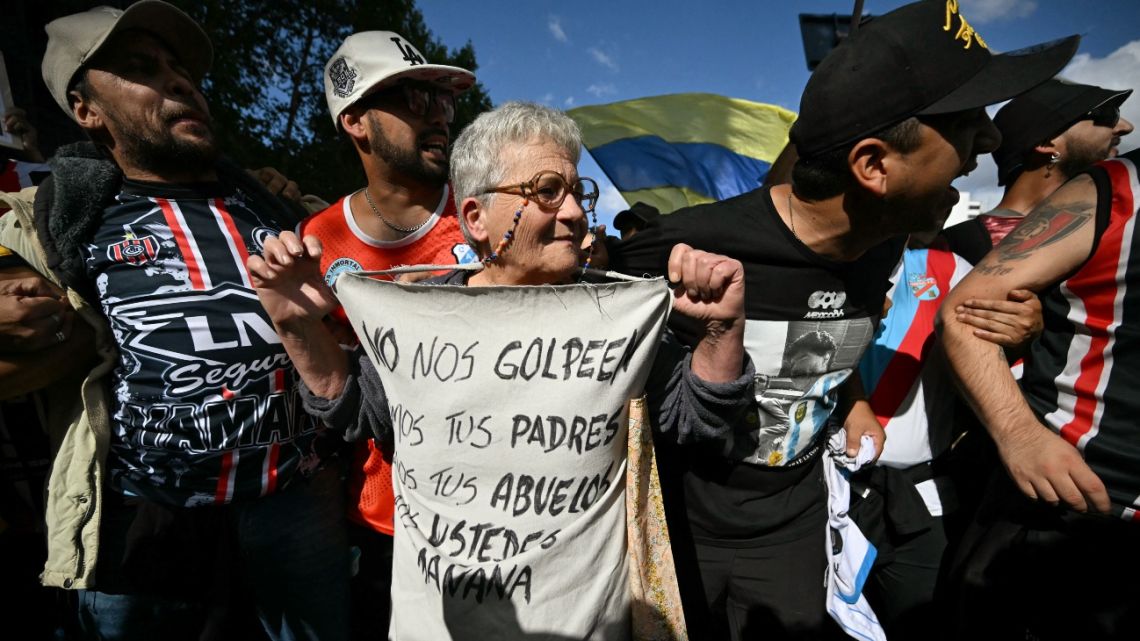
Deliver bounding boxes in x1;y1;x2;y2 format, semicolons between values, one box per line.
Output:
0;3;350;639
941;143;1140;635
302;31;478;638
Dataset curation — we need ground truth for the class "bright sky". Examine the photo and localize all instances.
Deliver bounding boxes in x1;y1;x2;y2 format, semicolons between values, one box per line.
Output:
420;0;1140;226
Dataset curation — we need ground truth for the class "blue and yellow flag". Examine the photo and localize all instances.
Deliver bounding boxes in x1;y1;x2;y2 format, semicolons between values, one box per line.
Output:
568;93;796;214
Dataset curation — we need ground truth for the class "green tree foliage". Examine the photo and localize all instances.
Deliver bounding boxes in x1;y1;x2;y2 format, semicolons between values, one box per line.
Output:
168;0;492;202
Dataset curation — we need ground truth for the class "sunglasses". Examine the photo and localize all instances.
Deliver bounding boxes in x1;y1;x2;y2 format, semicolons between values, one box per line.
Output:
1081;103;1121;129
482;170;599;212
367;82;456;123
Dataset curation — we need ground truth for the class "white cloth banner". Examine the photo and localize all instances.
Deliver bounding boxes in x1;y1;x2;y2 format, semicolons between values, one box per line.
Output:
336;273;672;641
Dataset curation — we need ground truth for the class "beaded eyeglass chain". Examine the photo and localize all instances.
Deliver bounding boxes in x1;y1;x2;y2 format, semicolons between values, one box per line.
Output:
481;200;599;274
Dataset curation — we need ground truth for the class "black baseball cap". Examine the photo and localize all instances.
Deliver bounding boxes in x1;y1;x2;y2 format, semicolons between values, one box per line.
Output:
992;78;1132;185
613;202;660;232
790;0;1080;159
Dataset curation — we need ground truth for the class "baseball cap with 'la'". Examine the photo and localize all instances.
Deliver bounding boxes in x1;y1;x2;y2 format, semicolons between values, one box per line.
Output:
790;0;1080;159
324;31;475;128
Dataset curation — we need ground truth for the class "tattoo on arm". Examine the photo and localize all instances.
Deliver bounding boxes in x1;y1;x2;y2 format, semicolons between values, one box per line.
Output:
971;261;1013;276
993;199;1095;263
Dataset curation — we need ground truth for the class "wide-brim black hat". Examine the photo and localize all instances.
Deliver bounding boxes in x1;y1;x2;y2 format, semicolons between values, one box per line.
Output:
993;78;1132;185
791;0;1079;158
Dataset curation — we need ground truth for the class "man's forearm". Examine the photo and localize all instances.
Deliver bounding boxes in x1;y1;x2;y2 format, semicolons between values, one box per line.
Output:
689;320;745;383
940;310;1042;446
275;319;349;399
941;307;1111;512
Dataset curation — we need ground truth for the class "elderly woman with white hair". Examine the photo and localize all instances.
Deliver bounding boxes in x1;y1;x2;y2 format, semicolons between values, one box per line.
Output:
248;102;752;640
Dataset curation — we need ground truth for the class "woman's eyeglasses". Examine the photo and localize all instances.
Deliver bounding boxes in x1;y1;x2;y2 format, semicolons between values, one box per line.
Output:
482;170;599;212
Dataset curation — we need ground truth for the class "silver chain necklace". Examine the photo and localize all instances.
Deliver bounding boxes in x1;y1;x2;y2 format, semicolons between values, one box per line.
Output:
786;193;799;240
363;188;430;234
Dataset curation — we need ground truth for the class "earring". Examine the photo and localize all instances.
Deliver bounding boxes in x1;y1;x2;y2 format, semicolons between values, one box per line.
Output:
1049;152;1061;165
483;200;526;264
580;210;600;273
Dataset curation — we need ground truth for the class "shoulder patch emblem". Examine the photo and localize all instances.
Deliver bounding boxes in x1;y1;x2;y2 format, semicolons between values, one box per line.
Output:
325;257;363;286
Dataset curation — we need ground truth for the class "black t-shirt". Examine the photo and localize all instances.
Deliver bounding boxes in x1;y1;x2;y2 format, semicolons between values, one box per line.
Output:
87;178;323;507
614;187;904;540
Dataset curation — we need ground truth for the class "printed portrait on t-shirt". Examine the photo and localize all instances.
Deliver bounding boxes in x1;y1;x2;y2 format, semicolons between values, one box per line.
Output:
724;318;874;466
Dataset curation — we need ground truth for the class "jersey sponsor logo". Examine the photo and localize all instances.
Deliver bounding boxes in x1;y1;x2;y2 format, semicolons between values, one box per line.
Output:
808;290;846;309
252;226;278;251
108;286;286;396
452;243;478;265
329;57;358;98
804;309;845;319
804;290;846;318
325;257;364;286
908;274;940;300
108;234;159;266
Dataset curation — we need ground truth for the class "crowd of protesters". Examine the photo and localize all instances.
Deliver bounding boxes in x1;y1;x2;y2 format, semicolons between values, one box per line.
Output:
1;1;1138;640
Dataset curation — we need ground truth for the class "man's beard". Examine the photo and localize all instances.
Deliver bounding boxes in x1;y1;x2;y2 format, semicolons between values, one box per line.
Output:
367;116;449;187
1058;135;1113;178
110;111;220;178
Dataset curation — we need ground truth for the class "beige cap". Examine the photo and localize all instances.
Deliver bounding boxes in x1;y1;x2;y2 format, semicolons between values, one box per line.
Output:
42;1;213;120
324;31;475;128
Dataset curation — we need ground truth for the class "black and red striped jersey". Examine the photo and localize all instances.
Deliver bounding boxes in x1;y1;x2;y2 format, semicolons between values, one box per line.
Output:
86;179;323;507
1022;149;1140;520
